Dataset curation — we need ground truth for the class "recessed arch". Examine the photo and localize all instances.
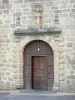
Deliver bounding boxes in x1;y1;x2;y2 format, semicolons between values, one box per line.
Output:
23;40;54;90
23;40;54;54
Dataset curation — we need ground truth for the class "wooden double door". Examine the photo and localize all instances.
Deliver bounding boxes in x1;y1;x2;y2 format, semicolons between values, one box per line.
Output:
24;40;54;90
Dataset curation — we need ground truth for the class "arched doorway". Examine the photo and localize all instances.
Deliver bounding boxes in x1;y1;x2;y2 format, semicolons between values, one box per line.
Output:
23;40;54;90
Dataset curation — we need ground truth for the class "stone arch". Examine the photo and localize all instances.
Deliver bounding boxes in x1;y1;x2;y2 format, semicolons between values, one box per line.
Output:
23;39;54;53
23;40;54;90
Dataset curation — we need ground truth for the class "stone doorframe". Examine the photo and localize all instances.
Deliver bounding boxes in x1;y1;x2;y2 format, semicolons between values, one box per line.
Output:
15;34;64;91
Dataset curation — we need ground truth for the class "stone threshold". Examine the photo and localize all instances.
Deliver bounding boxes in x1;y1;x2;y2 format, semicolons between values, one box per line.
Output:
9;93;75;96
0;90;74;96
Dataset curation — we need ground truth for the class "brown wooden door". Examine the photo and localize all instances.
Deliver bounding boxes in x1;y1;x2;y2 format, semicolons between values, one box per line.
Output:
24;40;54;90
32;56;46;90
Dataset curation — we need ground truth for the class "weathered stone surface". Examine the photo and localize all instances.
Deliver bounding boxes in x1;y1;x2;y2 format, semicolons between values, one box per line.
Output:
3;76;7;80
72;66;75;70
0;72;4;76
0;5;5;9
14;12;22;16
0;20;3;24
6;4;12;9
3;0;9;3
63;9;70;13
14;0;23;3
54;10;62;13
0;0;74;93
67;80;70;84
0;63;4;66
0;81;4;89
71;9;75;12
3;10;9;14
6;71;10;76
8;77;13;81
67;43;72;47
67;75;75;79
70;0;75;4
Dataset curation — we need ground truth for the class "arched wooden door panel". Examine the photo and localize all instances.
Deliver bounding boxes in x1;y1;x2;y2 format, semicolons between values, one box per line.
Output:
23;40;54;90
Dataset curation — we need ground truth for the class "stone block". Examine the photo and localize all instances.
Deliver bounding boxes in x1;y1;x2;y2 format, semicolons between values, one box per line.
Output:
14;12;22;16
45;1;54;6
6;64;12;68
72;66;75;70
0;10;2;14
51;6;58;10
0;5;5;9
2;59;7;63
43;18;50;23
59;76;65;81
0;81;4;90
23;11;31;15
8;77;13;81
67;43;72;47
21;4;26;8
67;80;70;85
60;5;67;9
10;24;16;28
12;64;17;68
22;9;30;12
0;35;2;38
3;0;9;3
6;4;12;9
66;80;75;92
63;9;70;13
54;10;62;13
0;55;5;58
3;10;9;14
59;70;64;75
61;0;69;5
67;75;75;79
70;0;75;4
6;39;11;43
16;84;21;89
0;72;4;76
5;82;10;89
6;72;10;76
71;9;75;12
2;24;9;28
0;64;4;67
14;0;23;3
3;76;7;80
73;5;75;8
13;74;17;79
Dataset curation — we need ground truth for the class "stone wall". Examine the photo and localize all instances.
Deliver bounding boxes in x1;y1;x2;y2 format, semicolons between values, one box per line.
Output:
0;0;75;92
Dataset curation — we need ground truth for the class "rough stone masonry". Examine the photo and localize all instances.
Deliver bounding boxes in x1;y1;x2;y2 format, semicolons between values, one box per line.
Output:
0;0;75;92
